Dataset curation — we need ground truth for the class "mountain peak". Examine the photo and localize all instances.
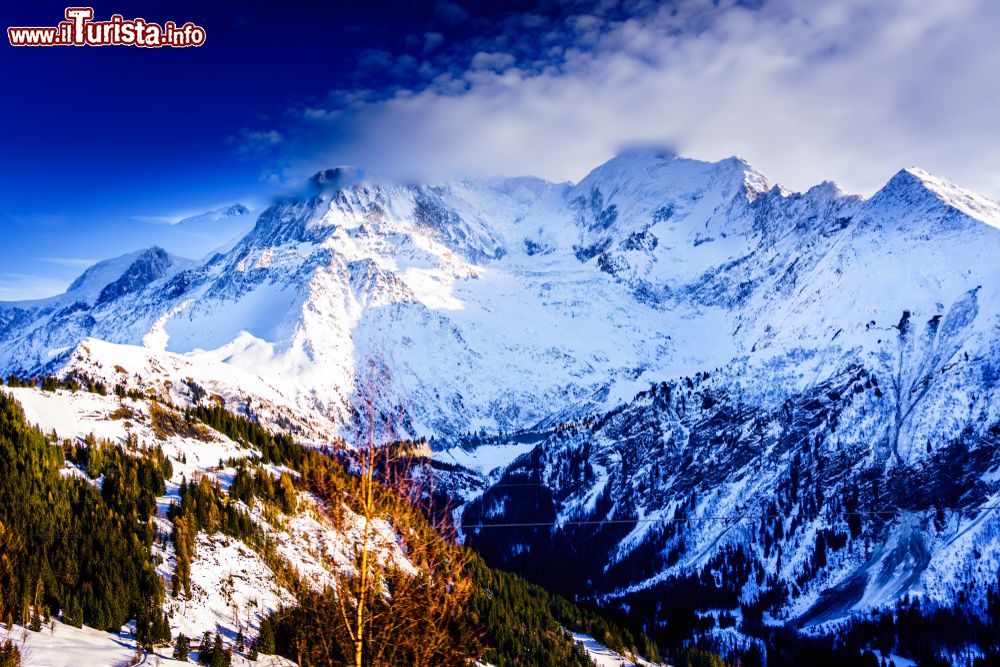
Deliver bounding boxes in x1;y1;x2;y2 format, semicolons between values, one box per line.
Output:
175;203;252;226
577;150;767;193
872;167;1000;228
48;246;189;307
805;179;844;199
310;166;365;192
93;247;187;306
221;202;250;217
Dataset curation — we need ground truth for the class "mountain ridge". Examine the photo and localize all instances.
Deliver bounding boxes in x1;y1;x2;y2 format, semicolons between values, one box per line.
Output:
2;150;998;439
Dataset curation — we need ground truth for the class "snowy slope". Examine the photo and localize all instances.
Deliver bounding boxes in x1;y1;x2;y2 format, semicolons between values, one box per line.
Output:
3;619;297;667
573;632;663;667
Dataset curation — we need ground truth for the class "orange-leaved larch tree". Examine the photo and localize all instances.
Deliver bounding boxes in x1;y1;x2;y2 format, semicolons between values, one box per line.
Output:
318;357;474;667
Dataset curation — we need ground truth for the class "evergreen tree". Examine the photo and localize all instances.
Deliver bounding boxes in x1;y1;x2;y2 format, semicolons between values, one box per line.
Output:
28;590;41;634
229;467;254;504
276;473;297;514
0;640;20;667
173;634;189;662
210;633;231;667
136;600;171;648
256;622;274;654
28;608;41;632
198;631;213;665
30;577;44;630
62;597;83;628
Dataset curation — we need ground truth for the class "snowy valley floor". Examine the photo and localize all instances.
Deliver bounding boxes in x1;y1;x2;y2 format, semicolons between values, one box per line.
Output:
4;621;297;667
5;622;650;667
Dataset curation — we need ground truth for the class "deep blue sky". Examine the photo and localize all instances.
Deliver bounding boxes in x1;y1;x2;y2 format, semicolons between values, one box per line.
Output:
2;0;999;298
1;0;561;297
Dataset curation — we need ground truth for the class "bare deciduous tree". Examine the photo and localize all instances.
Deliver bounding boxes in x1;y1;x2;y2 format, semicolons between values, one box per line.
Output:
295;358;476;666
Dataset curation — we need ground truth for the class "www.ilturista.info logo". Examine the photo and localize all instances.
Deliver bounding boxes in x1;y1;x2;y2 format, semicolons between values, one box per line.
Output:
8;7;206;47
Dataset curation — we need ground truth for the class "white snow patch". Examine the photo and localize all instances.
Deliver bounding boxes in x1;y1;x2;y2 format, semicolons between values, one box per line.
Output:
438;442;536;476
572;632;662;667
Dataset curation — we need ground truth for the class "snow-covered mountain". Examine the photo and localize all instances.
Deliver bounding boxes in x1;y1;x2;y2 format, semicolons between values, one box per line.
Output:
157;203;255;258
3;149;1000;635
0;156;813;424
4;152;999;440
0;247;192;367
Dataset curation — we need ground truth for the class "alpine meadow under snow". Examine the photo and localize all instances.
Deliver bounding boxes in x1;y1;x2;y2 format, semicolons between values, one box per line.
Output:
2;149;1000;665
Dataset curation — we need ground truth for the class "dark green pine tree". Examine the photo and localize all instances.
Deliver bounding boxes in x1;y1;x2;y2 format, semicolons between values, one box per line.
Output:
62;597;83;628
198;631;213;665
153;611;171;645
29;606;42;632
210;633;231;667
256;622;275;654
173;633;189;661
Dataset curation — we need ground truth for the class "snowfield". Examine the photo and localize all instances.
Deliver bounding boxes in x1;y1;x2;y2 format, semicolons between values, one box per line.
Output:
158;531;297;643
572;632;663;667
3;620;297;667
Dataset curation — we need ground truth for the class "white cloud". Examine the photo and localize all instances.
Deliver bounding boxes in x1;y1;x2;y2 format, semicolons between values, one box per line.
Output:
423;31;445;53
43;257;99;268
130;214;181;225
231;129;284;157
469;51;517;71
289;0;1000;197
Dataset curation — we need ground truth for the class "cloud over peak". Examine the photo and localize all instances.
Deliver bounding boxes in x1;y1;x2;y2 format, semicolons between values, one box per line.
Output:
257;0;1000;197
